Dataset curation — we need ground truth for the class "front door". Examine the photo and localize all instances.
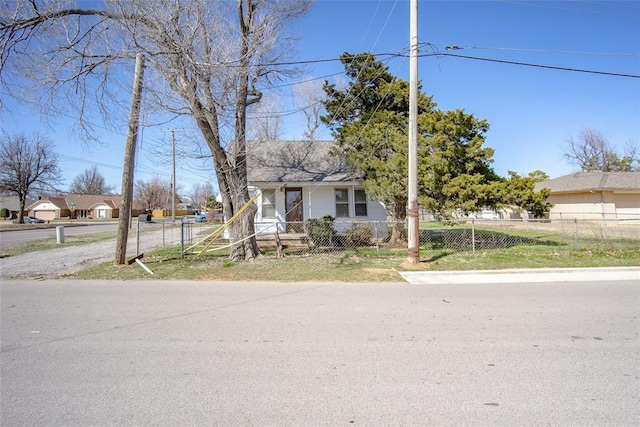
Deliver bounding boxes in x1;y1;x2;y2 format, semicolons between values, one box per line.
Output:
285;188;303;232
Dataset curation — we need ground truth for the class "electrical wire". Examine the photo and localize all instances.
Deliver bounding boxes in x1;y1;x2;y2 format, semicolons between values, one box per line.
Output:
434;51;640;78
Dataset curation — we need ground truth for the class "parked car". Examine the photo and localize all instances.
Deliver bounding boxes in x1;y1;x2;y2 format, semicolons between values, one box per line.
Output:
195;213;208;223
13;216;45;224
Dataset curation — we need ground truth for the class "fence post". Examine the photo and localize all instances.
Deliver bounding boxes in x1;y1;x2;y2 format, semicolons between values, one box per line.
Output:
573;218;578;251
181;219;185;258
602;212;608;245
162;222;166;249
471;218;476;253
136;220;140;256
375;221;379;255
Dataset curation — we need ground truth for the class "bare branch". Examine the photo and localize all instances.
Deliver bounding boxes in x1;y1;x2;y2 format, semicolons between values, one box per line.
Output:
1;0;312;259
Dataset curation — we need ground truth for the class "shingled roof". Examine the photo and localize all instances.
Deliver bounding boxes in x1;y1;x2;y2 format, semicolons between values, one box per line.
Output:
535;171;640;193
27;194;120;210
247;140;361;183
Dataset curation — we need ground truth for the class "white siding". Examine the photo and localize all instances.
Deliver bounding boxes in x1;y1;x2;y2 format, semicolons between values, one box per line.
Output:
252;187;286;234
251;183;388;238
307;187;334;218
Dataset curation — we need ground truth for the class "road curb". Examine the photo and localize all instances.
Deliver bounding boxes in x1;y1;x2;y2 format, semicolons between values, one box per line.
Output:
399;266;640;285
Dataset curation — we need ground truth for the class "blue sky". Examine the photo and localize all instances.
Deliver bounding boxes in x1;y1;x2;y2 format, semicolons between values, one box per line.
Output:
1;0;639;195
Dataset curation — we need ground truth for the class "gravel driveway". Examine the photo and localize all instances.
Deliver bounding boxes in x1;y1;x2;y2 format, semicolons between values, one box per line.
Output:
0;225;187;279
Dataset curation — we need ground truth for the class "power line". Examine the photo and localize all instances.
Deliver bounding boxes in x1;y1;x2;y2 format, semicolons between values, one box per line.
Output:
444;45;640;58
493;0;640;18
434;51;640;78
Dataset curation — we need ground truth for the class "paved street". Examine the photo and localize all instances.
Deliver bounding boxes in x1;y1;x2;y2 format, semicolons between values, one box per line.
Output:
0;222;119;246
1;278;638;426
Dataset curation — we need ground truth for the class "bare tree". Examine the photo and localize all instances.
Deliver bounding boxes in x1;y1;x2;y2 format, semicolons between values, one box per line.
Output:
69;165;115;194
1;0;311;260
564;128;639;172
134;177;170;212
294;78;326;141
190;182;217;213
0;132;62;223
246;94;282;141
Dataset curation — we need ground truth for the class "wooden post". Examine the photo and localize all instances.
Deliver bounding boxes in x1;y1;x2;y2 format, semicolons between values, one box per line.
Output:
161;128;182;222
115;53;145;265
274;229;283;258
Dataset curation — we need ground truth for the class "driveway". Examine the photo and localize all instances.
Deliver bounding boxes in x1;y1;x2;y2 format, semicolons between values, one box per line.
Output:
0;224;184;279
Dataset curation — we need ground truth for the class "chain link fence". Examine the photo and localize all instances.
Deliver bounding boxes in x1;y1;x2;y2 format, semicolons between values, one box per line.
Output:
135;214;640;259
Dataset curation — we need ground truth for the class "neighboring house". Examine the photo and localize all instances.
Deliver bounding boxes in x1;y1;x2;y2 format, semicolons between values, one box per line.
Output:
535;171;640;221
26;194;121;220
247;140;387;236
0;195;34;219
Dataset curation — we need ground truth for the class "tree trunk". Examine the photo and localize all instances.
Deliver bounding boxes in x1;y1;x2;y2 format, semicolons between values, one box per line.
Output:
196;123;260;261
221;0;262;261
388;200;408;246
17;193;26;224
228;195;260;261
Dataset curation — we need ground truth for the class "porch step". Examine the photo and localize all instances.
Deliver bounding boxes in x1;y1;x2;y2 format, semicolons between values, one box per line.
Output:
256;233;309;249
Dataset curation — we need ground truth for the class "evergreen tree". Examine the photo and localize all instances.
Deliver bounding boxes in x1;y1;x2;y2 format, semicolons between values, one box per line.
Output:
322;53;551;242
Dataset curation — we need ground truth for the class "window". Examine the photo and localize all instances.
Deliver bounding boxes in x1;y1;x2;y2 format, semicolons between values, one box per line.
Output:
335;188;349;218
261;189;276;218
354;189;368;217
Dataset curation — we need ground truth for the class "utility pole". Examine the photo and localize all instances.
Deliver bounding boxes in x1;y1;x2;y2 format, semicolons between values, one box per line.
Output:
115;53;145;265
407;0;420;264
161;128;181;222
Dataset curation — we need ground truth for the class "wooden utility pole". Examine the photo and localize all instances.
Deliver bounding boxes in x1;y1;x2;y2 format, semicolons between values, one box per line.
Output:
161;128;181;222
115;53;145;265
407;0;420;264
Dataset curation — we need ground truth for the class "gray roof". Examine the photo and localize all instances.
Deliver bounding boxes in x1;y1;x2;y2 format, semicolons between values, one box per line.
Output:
26;194;121;210
535;171;640;193
0;195;34;211
247;140;361;183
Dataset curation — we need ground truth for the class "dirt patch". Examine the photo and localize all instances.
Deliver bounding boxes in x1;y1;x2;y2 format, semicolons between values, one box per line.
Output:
201;270;238;280
362;268;401;281
399;260;430;270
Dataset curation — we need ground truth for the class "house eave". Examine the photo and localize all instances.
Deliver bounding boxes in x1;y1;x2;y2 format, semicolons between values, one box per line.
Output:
249;180;363;188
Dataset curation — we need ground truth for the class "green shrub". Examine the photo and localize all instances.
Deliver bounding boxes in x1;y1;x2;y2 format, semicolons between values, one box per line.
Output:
347;222;373;246
0;208;9;219
305;215;337;247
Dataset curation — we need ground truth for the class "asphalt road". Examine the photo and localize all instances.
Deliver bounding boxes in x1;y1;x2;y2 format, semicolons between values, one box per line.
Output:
2;279;638;426
0;222;118;246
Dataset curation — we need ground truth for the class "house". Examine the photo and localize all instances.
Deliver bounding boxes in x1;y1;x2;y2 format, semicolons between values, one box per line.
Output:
535;171;640;221
26;194;121;220
0;195;34;219
247;140;388;237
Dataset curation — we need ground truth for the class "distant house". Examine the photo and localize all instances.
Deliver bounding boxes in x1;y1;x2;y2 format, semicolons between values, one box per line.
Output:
535;171;640;221
0;195;34;219
26;194;121;220
247;140;387;236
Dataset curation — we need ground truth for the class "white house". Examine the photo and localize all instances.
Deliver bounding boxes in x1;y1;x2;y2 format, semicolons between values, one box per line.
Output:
26;194;120;220
247;140;388;237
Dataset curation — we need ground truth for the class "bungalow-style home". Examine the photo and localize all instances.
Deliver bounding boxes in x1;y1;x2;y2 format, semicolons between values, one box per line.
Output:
535;171;640;221
0;195;34;219
26;194;121;220
247;140;387;237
